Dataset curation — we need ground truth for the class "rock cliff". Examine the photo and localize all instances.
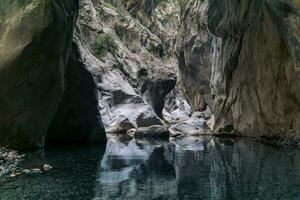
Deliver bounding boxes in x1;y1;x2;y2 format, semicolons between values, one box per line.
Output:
2;0;300;150
0;1;81;149
178;0;300;139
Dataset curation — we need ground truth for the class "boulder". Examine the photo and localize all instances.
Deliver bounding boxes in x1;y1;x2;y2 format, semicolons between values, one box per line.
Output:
169;118;210;137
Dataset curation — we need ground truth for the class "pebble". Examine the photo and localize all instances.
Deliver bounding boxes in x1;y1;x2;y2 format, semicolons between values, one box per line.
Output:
42;164;53;171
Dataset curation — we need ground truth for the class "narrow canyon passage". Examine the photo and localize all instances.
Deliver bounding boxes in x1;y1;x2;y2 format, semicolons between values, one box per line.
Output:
0;0;300;199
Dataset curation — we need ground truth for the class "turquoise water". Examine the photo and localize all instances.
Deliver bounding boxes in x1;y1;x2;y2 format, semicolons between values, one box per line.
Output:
0;135;300;200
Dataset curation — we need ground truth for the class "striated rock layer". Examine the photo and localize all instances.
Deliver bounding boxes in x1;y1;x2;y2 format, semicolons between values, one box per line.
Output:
209;0;300;137
178;0;300;138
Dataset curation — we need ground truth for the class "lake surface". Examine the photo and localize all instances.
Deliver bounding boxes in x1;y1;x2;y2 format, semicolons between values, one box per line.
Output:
0;135;300;200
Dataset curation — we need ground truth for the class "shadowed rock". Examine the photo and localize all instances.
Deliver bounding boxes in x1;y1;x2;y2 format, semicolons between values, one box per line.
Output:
47;42;106;144
0;0;79;149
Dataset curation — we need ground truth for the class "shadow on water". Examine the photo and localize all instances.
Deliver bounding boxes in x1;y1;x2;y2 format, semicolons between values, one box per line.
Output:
1;136;300;200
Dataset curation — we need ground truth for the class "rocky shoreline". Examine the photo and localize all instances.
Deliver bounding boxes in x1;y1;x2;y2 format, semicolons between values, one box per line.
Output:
0;147;24;178
0;147;53;179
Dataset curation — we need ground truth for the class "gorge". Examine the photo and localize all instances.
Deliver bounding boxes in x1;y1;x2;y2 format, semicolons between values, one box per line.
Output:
0;0;300;199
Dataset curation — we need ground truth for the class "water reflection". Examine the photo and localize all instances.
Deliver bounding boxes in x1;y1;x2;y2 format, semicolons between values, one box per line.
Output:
95;135;300;200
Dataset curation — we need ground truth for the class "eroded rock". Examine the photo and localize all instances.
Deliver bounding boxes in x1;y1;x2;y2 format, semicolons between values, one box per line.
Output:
0;0;79;149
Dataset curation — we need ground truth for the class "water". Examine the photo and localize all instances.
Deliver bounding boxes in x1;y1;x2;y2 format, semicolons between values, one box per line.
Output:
0;135;300;200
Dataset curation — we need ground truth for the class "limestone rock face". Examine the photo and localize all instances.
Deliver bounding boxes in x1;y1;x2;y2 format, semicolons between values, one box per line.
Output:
208;0;300;136
121;0;154;16
0;0;79;149
138;67;177;118
176;0;212;112
178;0;300;138
74;0;185;132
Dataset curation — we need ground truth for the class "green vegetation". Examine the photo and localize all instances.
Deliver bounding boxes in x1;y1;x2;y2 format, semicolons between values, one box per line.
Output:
93;33;118;59
114;25;126;39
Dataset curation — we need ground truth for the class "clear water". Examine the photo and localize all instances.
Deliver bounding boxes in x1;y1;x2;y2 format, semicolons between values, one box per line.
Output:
0;135;300;200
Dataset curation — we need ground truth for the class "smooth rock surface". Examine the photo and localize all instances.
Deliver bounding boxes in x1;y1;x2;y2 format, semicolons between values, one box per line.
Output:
169;118;210;137
0;0;79;149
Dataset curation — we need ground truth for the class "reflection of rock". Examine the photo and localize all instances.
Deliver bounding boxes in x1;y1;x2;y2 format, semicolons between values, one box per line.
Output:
96;135;300;200
134;125;169;140
95;136;177;199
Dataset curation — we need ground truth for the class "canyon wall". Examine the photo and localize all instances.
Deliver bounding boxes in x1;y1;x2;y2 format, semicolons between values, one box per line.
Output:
0;1;106;149
178;0;300;138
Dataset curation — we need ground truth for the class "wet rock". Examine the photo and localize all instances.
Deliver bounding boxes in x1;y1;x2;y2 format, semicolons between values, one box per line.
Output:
164;89;192;123
134;125;170;140
169;118;211;137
